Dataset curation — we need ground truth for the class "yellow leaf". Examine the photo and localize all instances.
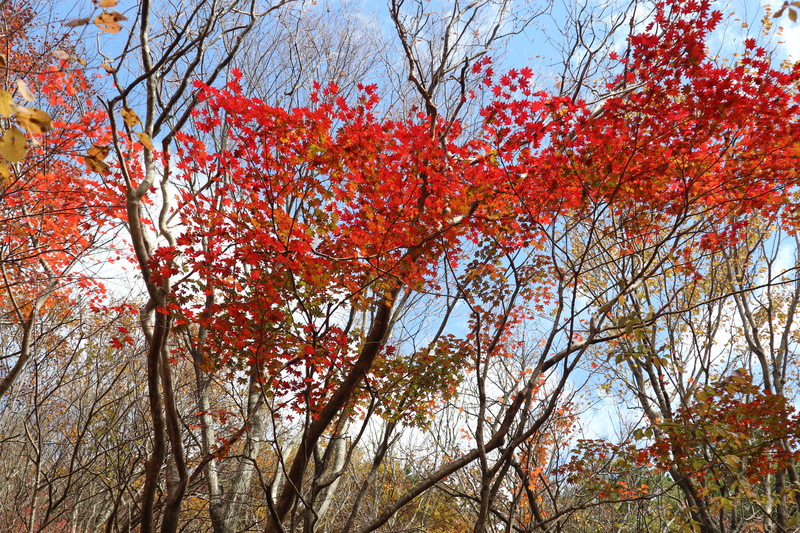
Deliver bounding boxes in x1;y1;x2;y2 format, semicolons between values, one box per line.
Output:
88;144;111;160
0;161;9;184
121;106;141;127
15;79;34;102
85;157;110;174
724;455;741;467
84;144;111;174
136;132;154;150
14;106;53;133
0;127;28;164
0;90;13;118
100;63;118;73
789;8;797;22
98;0;119;6
94;12;128;33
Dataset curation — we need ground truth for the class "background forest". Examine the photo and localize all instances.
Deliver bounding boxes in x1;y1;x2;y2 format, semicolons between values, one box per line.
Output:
2;0;800;531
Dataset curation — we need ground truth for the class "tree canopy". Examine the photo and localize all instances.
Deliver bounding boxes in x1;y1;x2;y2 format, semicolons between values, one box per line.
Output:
1;0;800;532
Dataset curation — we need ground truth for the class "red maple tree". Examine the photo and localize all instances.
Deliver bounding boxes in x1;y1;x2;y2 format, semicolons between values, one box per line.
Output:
0;0;112;399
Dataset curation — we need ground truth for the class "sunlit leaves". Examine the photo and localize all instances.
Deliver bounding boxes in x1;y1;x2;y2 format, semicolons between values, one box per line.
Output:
14;106;52;133
0;81;54;144
3;0;800;530
122;106;141;127
0;53;54;166
0;90;13;117
84;144;111;174
136;131;154;150
0;127;27;163
94;11;127;33
170;0;800;421
650;372;800;487
15;79;34;102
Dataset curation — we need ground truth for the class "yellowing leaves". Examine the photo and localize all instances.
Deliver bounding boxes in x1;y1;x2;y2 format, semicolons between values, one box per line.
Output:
84;144;111;174
724;455;741;467
0;127;28;164
0;85;53;134
15;79;34;103
14;106;53;134
97;0;120;6
94;11;128;33
0;90;13;118
122;107;141;127
0;81;53;165
136;132;154;150
123;107;154;150
89;144;110;161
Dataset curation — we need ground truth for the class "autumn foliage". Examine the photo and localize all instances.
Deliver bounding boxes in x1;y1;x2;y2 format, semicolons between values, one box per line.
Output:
2;0;800;532
0;1;114;400
160;0;800;412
